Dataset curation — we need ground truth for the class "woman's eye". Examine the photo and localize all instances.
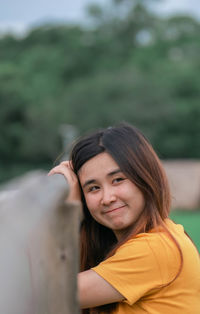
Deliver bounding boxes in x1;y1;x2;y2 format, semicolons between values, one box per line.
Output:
88;186;99;192
113;177;125;183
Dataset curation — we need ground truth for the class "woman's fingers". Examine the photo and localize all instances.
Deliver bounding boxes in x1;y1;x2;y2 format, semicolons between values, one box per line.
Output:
60;160;74;172
48;161;81;203
48;165;73;185
48;161;69;176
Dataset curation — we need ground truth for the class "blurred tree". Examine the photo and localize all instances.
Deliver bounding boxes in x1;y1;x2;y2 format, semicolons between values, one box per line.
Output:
0;0;200;182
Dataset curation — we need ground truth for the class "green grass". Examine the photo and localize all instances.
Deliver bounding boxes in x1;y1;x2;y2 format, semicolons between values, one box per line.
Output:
170;210;200;252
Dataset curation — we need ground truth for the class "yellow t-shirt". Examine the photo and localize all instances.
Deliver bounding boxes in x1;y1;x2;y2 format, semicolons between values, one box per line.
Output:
92;219;200;314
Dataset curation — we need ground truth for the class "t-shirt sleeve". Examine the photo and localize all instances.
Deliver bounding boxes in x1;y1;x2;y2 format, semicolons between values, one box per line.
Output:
91;235;173;305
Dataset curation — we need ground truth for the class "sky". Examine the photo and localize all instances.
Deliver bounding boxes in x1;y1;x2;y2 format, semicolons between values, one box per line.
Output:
1;0;200;35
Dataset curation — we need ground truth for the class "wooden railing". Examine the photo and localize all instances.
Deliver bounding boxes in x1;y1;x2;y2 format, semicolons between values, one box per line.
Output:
0;171;81;314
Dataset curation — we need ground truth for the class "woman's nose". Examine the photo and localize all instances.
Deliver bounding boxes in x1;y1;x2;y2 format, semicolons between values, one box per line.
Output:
101;188;117;205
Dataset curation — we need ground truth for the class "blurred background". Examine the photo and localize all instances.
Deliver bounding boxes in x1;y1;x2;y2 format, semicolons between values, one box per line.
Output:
0;0;199;248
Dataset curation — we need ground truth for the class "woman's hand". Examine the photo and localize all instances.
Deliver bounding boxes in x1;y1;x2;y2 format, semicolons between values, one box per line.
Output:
48;161;82;203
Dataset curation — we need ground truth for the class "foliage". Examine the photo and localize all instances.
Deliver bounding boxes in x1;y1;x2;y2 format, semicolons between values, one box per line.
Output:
0;0;200;182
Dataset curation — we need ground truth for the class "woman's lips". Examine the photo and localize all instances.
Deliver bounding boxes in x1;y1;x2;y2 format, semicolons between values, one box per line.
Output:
105;205;126;214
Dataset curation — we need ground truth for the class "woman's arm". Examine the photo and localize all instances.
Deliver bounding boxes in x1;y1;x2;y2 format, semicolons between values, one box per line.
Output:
78;270;125;309
49;162;124;308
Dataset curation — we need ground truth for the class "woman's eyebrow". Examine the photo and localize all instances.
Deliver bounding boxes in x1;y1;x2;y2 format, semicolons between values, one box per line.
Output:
107;169;122;177
82;179;97;188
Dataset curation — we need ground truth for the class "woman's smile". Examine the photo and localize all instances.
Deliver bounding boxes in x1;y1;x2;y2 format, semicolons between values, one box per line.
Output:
103;204;127;214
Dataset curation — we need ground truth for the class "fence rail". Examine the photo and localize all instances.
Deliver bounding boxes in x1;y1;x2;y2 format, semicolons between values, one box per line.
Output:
0;171;81;314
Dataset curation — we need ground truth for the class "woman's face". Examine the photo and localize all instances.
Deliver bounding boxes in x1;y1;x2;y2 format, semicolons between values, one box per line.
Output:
78;152;145;240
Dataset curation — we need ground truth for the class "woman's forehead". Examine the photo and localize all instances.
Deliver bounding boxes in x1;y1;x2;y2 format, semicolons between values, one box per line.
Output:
78;152;120;181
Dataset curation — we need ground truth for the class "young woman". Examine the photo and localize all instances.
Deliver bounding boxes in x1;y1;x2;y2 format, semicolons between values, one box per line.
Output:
48;123;200;314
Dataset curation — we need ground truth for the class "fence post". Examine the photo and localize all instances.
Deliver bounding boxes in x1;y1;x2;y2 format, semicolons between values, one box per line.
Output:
0;171;81;314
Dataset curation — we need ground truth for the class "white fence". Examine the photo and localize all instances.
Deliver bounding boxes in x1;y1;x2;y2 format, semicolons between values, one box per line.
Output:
0;171;81;314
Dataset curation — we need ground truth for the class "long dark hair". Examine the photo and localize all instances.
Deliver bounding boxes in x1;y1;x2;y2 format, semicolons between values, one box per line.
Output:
70;122;183;314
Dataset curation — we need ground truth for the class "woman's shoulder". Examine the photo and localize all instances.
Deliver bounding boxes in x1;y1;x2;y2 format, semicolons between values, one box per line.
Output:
120;219;178;245
95;220;182;287
124;219;185;245
117;220;181;266
114;224;176;265
121;219;186;257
